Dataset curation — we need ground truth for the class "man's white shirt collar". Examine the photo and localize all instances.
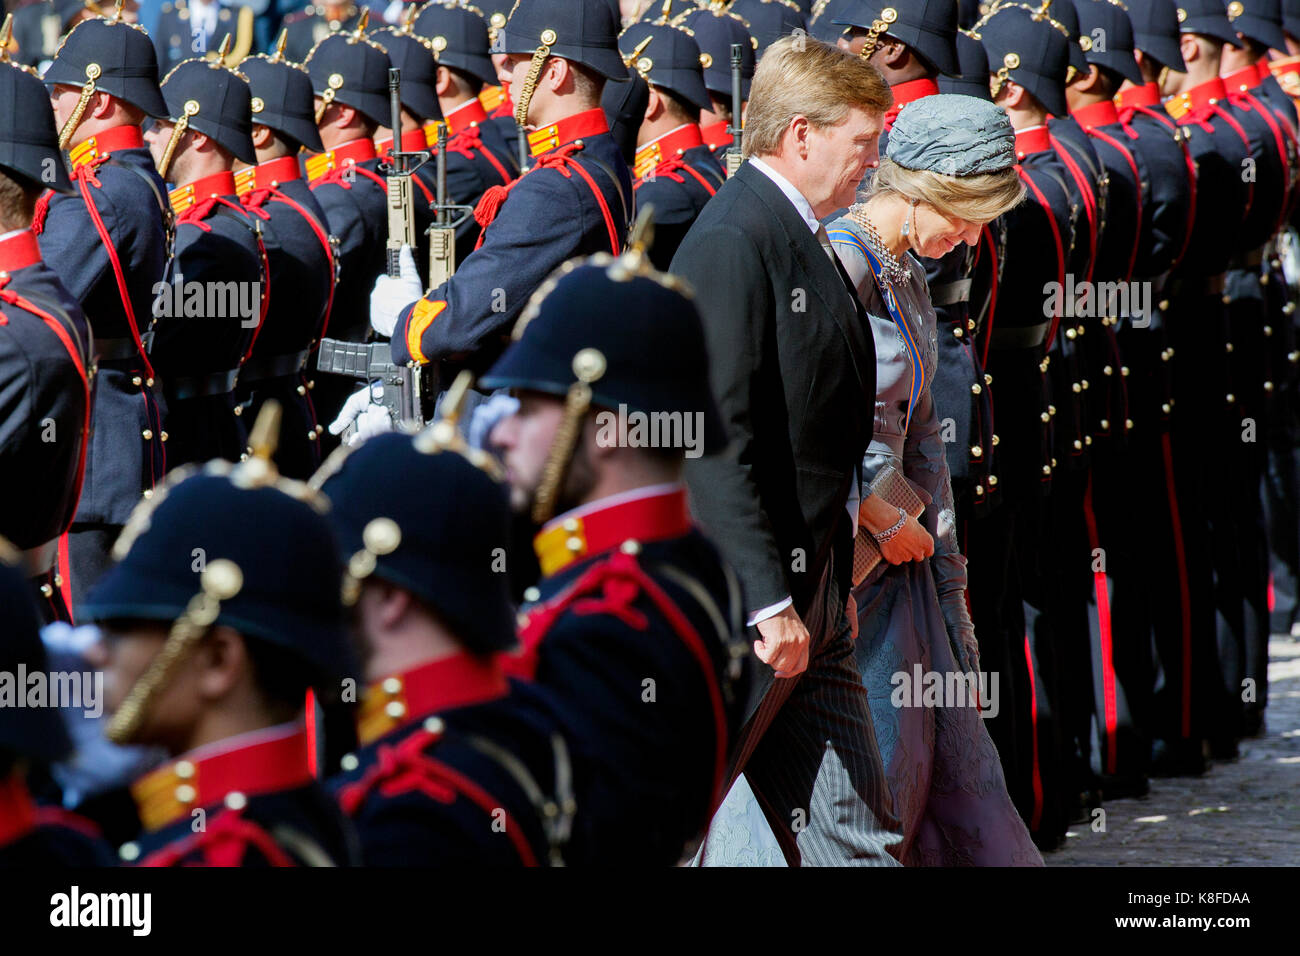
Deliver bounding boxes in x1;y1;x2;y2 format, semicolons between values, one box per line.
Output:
749;156;821;235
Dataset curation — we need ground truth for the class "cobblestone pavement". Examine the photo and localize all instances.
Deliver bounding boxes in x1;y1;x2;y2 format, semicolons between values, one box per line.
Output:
1049;635;1300;866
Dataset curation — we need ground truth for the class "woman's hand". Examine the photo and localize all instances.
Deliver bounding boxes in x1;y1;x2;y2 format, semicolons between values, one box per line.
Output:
878;514;934;565
859;494;934;565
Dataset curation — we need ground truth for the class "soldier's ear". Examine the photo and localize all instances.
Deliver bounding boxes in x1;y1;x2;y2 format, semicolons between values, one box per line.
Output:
89;89;115;121
435;64;453;98
644;86;662;123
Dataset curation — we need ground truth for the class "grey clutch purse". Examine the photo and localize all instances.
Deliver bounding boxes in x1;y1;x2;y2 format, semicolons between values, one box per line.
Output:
852;464;929;587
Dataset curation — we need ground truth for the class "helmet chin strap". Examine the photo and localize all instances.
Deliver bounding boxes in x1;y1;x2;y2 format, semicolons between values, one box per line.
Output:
515;30;557;130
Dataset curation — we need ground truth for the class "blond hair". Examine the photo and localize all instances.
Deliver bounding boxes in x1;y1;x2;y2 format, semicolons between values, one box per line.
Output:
870;157;1025;224
743;35;893;160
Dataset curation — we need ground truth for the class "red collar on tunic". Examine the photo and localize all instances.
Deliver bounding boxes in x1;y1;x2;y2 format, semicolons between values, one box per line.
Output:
355;654;510;746
1115;82;1161;110
634;124;706;179
168;169;237;216
1015;124;1052;159
444;96;489;135
0;229;43;273
376;128;430;157
130;725;313;832
534;485;693;577
527;108;609;157
1071;98;1121;130
701;119;732;150
305;135;377;183
68;124;144;171
234;154;302;197
884;76;939;129
0;776;37;847
1223;64;1262;93
1165;76;1228;119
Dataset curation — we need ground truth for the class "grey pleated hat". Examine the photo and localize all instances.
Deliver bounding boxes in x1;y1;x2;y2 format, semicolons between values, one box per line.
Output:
885;93;1016;177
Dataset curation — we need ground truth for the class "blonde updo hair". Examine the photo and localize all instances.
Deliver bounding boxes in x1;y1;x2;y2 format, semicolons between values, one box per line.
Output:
869;157;1025;225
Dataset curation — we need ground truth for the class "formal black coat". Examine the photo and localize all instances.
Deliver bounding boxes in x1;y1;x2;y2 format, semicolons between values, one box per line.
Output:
672;160;877;614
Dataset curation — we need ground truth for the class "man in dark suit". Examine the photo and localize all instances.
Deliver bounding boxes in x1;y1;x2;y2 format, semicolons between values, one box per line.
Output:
671;35;903;865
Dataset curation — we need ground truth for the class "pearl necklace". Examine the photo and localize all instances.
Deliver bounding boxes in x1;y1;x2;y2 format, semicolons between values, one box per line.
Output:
849;205;910;286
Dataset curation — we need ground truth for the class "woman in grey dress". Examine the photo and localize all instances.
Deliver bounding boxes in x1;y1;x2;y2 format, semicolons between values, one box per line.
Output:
829;95;1041;866
696;95;1041;866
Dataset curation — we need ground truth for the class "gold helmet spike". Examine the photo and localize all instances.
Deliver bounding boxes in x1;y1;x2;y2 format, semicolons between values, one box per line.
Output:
412;371;504;479
0;14;13;63
353;7;370;40
216;32;232;67
269;28;288;64
623;34;654;72
106;0;126;23
402;3;418;33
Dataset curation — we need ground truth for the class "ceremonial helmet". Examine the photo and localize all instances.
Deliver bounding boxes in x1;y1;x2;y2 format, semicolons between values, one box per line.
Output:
80;406;354;744
155;38;257;177
413;0;499;87
0;62;73;193
305;11;393;127
314;379;517;655
498;0;627;126
674;1;758;99
618;17;714;112
729;0;809;53
238;29;326;153
43;1;168;149
976;1;1071;117
481;211;728;524
834;0;960;75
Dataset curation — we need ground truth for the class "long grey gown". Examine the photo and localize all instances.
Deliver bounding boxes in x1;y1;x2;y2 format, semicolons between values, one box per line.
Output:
696;208;1042;866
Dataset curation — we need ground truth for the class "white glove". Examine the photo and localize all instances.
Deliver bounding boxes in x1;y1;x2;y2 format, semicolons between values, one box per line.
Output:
329;382;394;446
370;244;423;338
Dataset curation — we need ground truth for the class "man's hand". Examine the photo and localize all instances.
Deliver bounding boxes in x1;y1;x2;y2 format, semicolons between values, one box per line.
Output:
328;382;393;446
754;604;810;678
370;245;422;337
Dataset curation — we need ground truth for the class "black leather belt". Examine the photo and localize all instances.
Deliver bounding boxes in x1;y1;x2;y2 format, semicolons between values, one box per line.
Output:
96;336;147;362
240;349;309;382
989;321;1051;350
931;279;972;307
166;369;240;400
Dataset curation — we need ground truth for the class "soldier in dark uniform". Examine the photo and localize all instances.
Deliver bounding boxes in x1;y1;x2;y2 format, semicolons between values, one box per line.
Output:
617;17;724;270
1057;0;1159;800
482;245;751;865
40;12;171;610
143;52;267;468
0;62;92;622
1221;0;1300;737
1153;0;1256;765
1168;0;1286;754
413;0;521;262
0;541;114;867
360;0;633;400
980;3;1082;849
279;0;362;65
1117;0;1208;778
152;0;256;77
672;1;755;162
236;40;336;479
302;22;393;431
729;0;807;52
318;419;577;866
1070;0;1198;794
78;412;360;866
